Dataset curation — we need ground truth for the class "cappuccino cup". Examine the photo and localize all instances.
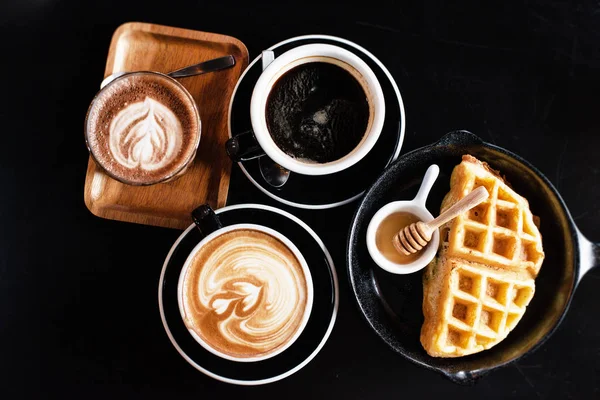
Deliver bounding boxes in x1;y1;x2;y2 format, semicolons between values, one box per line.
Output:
226;43;385;176
177;204;314;362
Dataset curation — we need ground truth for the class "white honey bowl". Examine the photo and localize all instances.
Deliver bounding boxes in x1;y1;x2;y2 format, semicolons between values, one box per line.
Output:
366;164;441;274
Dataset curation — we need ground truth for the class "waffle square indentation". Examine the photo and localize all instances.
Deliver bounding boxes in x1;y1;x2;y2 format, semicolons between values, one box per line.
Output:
452;302;468;321
479;307;503;333
512;286;534;308
468;203;491;225
505;313;521;331
446;328;470;348
495;207;518;231
463;229;486;251
520;241;542;264
459;274;474;294
473;178;495;197
452;301;477;327
492;234;517;259
497;186;517;203
476;335;495;346
485;279;510;304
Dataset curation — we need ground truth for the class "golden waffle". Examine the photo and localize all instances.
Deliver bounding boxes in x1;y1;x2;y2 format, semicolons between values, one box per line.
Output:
422;247;535;357
421;155;544;357
441;155;543;277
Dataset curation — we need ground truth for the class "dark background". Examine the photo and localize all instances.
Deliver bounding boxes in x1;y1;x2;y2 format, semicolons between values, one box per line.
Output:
1;0;599;398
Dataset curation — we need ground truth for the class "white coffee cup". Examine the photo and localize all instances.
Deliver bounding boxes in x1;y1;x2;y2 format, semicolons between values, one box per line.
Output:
177;222;314;362
227;43;386;176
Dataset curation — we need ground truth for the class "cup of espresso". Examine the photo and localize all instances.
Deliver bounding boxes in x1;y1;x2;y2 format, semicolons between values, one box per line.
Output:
85;71;201;185
226;44;385;176
177;204;314;362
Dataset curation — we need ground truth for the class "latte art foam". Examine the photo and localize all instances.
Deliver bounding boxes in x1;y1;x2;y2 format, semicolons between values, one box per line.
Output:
181;228;309;359
109;97;183;171
86;73;199;184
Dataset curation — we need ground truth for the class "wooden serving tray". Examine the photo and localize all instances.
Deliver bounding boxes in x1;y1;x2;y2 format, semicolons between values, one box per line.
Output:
84;22;248;229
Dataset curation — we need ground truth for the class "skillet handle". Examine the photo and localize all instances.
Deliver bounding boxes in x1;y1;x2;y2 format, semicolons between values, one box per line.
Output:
577;228;599;285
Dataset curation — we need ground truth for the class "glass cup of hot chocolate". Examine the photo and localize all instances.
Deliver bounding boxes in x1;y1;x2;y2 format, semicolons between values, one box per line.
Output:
85;71;201;185
226;43;385;176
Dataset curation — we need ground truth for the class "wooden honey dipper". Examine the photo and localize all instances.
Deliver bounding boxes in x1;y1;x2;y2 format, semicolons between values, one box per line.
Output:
393;186;489;255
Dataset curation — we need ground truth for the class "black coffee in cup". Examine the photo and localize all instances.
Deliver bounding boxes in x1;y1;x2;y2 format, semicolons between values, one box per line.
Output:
265;61;370;163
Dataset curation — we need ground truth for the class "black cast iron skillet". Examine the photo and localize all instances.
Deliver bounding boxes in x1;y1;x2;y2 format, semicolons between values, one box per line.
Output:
347;130;599;384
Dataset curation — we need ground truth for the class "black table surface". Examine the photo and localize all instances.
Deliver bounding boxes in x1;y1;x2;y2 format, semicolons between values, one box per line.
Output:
2;1;599;398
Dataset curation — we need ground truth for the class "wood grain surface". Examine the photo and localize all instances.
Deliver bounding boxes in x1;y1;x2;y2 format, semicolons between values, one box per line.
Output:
83;22;248;229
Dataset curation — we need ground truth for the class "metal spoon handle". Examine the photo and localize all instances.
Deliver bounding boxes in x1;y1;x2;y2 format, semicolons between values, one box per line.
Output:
167;55;235;79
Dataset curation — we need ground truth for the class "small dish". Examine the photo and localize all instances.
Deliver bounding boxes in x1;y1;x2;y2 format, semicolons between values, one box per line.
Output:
366;164;440;274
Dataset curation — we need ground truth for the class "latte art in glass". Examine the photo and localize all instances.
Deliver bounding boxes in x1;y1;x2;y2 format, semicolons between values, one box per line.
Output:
85;72;199;184
181;228;309;359
109;97;183;171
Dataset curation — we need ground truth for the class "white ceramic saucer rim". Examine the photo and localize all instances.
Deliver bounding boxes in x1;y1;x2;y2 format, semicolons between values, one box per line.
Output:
227;34;406;210
158;203;339;385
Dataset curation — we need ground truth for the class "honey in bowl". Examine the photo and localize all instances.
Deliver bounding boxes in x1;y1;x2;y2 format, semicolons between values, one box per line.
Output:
375;212;428;264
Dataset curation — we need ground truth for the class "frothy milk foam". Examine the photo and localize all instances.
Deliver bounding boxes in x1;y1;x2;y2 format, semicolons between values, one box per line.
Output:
180;228;310;360
86;73;199;184
109;97;182;171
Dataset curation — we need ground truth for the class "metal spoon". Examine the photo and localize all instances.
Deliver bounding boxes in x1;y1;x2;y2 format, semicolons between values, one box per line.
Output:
259;156;291;188
100;55;236;89
258;50;291;188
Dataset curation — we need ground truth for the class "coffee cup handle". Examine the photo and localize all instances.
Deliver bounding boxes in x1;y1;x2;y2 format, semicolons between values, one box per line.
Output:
225;131;266;162
191;204;223;237
226;50;275;163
